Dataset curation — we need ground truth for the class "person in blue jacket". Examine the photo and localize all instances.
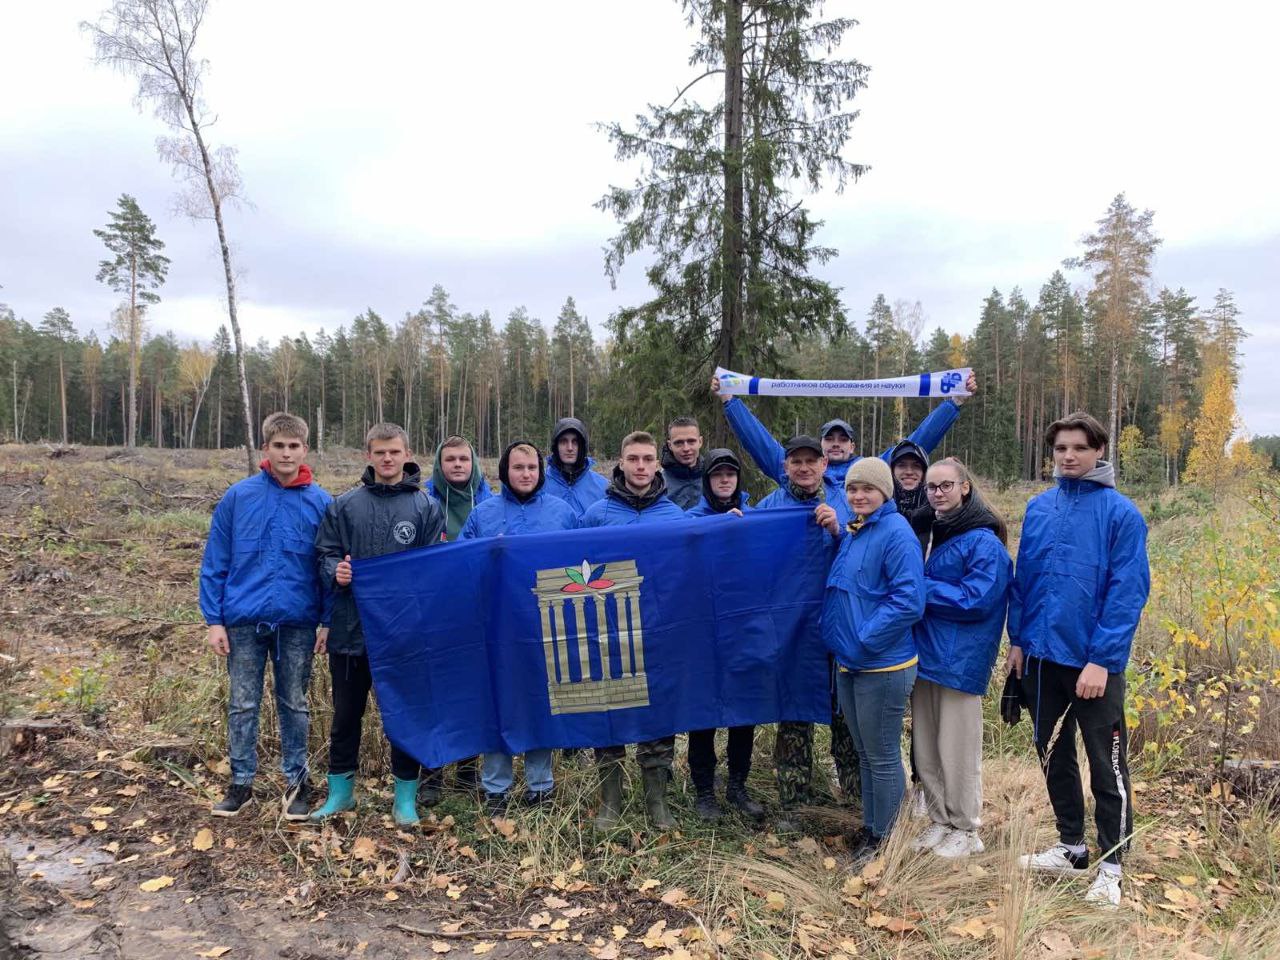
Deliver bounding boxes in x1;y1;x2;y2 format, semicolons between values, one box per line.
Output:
755;436;858;832
820;456;925;864
198;412;332;820
682;449;765;822
1007;412;1150;910
580;431;685;830
710;371;977;498
544;417;609;519
908;458;1011;860
460;439;577;812
311;423;447;827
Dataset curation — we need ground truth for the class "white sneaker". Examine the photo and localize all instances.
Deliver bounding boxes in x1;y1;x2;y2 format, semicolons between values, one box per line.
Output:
934;829;985;859
1084;870;1121;909
911;822;951;851
1017;844;1089;876
909;788;928;819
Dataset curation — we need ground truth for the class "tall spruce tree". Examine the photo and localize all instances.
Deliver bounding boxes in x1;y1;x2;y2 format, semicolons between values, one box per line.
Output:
94;194;169;448
598;0;867;433
1065;193;1161;447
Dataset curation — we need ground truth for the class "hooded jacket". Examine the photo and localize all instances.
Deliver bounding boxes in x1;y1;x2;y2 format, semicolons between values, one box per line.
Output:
425;442;494;540
824;499;926;670
1007;461;1150;673
722;396;960;498
685;448;752;517
660;446;706;510
544;417;609;518
315;463;446;655
822;500;925;671
912;499;1012;695
889;439;930;512
579;468;686;527
199;463;333;629
459;441;579;538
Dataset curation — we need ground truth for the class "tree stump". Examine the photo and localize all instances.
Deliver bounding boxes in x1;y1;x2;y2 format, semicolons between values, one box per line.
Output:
0;719;73;759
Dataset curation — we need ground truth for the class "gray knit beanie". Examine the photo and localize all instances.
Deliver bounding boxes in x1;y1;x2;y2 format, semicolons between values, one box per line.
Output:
843;456;894;502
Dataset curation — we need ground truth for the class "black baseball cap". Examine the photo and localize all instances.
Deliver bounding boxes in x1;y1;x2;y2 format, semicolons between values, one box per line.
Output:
783;435;823;457
820;418;855;441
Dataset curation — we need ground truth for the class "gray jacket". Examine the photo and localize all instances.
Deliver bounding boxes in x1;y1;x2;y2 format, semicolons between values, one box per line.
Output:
314;463;445;656
660;448;704;510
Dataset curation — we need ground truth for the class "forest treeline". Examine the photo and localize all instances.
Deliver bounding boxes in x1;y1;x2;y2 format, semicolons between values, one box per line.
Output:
0;206;1258;488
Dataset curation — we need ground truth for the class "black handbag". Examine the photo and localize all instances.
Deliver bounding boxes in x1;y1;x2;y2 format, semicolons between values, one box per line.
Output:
999;669;1025;725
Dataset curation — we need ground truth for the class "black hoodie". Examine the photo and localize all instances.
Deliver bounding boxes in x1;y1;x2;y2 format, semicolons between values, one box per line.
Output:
550;417;591;484
696;448;744;514
661;446;706;510
498;439;546;502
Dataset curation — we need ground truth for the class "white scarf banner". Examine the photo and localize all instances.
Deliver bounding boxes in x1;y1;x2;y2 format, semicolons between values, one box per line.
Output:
715;366;973;399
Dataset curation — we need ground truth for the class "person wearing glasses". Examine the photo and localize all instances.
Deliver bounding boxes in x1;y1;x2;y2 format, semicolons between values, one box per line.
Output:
908;458;1011;859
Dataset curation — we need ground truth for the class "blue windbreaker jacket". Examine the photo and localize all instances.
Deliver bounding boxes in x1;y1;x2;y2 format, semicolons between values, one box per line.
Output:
544;457;610;519
579;479;686;527
755;481;853;527
685;491;752;517
199;465;332;628
822;501;925;671
723;397;961;497
458;486;579;539
914;527;1012;695
1006;462;1150;673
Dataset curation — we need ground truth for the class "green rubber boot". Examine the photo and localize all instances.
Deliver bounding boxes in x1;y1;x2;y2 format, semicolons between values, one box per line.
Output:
309;773;355;821
592;763;624;832
392;776;421;826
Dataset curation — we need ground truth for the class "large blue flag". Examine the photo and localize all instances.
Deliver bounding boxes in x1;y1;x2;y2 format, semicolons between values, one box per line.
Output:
351;507;832;769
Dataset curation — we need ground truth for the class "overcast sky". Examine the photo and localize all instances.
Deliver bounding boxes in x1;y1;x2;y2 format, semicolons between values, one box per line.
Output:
2;1;1276;433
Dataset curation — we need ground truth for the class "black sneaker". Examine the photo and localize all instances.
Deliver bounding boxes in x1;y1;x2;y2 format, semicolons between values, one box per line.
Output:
282;779;313;821
484;791;510;815
419;770;443;808
694;792;722;822
524;788;554;807
849;834;882;871
454;757;482;793
725;781;765;820
212;783;253;817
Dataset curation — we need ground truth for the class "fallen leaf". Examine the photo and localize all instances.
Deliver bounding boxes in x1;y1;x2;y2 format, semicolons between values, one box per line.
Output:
592;944;620;960
1177;875;1198;887
529;911;553;930
550;919;570;931
192;828;214;852
71;899;96;910
91;877;118;890
841;877;865;898
384;891;399;901
458;845;478;861
472;944;496;955
563;907;591;918
544;895;571;909
948;916;988;940
641;920;669;949
89;806;115;816
865;912;890;929
822;856;836;871
138;876;175;893
764;892;786;912
638;878;660;892
92;821;108;832
612;925;630;941
660;887;692;907
966;863;988;878
492;817;518;839
1036;930;1075;957
195;949;232;959
441;922;464;934
796;837;821;855
860;858;885;881
431;942;451;954
351;837;378;862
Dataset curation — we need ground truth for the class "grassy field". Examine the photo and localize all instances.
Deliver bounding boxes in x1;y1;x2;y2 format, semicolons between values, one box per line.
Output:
1;444;1277;959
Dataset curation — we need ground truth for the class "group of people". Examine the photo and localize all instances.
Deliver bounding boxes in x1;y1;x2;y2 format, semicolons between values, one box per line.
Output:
198;369;1149;910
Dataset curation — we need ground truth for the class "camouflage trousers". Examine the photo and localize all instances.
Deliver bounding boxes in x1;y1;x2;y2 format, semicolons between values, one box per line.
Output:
774;684;860;807
595;736;675;771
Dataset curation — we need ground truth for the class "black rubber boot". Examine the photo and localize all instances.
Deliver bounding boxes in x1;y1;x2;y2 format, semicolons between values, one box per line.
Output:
725;778;765;820
694;790;722;822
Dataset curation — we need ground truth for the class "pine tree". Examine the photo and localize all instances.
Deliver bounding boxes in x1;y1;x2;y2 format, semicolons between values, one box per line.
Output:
94;194;169;448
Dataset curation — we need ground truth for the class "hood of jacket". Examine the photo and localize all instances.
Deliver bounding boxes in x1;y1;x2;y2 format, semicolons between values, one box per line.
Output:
1055;459;1116;489
605;466;670;512
431;443;486;539
698;447;742;513
258;459;316;489
889;440;930;515
360;461;423;495
498;439;545;502
550;417;590;482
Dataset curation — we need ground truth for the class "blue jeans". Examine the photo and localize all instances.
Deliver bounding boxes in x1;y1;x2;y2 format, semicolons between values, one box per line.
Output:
836;665;916;839
482;750;554;795
226;624;315;786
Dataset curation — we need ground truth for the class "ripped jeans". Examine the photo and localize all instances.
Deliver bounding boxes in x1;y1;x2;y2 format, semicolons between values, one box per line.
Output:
225;624;315;787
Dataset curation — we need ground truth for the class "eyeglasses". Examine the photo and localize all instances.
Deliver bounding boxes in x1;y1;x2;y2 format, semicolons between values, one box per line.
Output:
925;480;957;494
